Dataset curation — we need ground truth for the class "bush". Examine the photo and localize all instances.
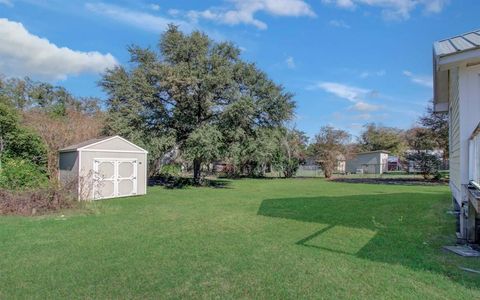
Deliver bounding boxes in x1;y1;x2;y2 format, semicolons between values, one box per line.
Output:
407;152;441;180
0;158;48;190
0;102;48;170
159;164;182;177
0;185;75;216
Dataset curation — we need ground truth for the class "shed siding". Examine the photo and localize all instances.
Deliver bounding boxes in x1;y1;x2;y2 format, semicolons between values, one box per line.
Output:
449;67;461;193
79;151;147;200
58;151;79;196
346;152;388;174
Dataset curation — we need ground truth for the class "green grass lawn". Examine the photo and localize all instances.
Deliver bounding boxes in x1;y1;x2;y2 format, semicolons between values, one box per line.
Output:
1;179;479;299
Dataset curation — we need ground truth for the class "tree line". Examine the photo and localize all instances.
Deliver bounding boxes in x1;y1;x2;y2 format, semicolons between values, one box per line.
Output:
0;25;448;190
310;110;448;179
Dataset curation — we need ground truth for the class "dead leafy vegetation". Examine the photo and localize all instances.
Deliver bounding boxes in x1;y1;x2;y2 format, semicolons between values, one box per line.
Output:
0;183;77;216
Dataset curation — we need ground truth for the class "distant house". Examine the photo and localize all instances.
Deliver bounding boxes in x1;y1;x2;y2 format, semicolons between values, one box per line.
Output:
346;150;389;174
433;30;480;243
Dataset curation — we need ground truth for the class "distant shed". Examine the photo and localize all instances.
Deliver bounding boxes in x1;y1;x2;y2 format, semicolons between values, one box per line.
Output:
59;136;148;200
346;150;389;174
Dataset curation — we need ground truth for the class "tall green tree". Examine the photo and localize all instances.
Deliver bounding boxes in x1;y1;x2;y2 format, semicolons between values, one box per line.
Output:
272;128;308;178
405;127;441;179
0;103;46;170
0;76;94;115
1;75;105;179
101;25;295;183
100;46;176;175
358;123;406;156
312;126;351;178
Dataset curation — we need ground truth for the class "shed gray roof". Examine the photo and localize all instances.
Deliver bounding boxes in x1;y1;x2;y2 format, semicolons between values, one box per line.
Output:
59;137;112;152
434;30;480;57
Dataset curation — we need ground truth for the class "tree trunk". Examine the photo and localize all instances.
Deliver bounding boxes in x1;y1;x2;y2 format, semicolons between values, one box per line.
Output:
324;168;332;179
193;158;201;184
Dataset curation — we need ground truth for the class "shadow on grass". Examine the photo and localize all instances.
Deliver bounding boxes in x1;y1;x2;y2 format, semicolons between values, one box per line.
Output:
257;192;480;290
148;176;232;189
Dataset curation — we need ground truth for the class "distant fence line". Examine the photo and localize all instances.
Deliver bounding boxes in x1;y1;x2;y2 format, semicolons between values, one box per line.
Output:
294;162;449;178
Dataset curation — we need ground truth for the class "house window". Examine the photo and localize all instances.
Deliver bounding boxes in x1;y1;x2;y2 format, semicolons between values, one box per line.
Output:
469;74;480;188
470;126;480;189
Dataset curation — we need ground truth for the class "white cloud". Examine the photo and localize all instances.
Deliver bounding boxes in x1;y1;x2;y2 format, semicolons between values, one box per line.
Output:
421;0;448;13
323;0;355;9
0;0;13;7
150;4;160;11
311;82;382;116
328;19;350;29
86;3;194;33
360;69;386;78
168;9;180;16
322;0;449;20
285;56;296;69
350;101;381;112
187;0;316;30
403;70;433;88
310;82;371;102
0;18;117;81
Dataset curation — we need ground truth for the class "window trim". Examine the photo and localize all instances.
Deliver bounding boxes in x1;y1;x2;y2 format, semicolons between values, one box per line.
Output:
469;121;480;189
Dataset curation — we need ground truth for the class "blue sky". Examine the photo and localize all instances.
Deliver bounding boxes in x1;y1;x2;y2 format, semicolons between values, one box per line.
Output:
0;0;478;138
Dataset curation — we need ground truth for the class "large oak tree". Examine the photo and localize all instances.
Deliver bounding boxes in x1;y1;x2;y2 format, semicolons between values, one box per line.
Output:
101;25;295;183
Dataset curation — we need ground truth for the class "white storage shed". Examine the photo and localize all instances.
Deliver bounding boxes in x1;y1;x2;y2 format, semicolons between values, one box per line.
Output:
59;136;148;200
346;150;389;174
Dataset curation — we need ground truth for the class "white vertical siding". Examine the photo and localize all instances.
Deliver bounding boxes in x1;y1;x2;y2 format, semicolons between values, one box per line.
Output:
449;67;461;193
459;65;480;186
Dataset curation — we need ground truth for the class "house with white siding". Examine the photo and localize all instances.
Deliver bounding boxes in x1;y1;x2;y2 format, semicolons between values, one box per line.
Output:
433;30;480;243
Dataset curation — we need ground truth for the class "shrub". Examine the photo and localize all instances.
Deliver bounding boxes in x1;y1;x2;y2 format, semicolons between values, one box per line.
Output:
0;158;48;190
407;152;441;180
159;164;182;177
0;102;48;170
0;185;75;216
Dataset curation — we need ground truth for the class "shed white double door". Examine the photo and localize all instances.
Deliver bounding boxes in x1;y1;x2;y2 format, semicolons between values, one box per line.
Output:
93;159;138;200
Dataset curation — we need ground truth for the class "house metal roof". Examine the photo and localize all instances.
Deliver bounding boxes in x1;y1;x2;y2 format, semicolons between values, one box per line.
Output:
434;30;480;57
433;30;480;112
59;137;112;152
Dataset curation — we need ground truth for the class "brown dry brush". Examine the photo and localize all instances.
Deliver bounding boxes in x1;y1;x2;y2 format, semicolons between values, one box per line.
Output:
0;182;77;216
22;109;105;179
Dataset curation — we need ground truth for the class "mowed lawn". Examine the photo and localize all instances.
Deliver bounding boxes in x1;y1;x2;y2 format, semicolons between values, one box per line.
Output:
1;179;480;299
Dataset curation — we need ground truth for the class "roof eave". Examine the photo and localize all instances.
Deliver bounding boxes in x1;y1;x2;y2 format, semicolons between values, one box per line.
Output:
433;47;480;113
433;50;449;113
437;47;480;71
58;149;78;153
